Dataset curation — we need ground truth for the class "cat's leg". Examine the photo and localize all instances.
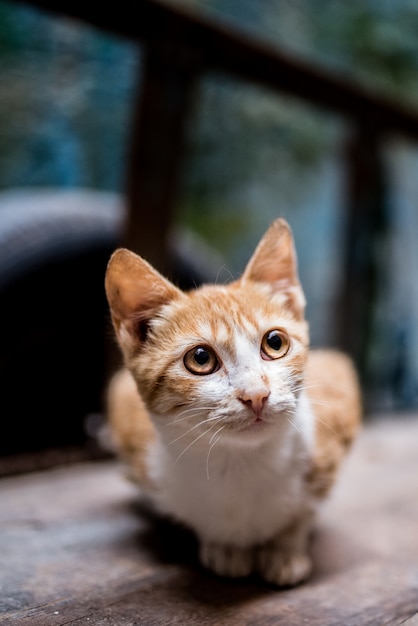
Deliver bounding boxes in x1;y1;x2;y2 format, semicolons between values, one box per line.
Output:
256;515;313;587
199;542;254;579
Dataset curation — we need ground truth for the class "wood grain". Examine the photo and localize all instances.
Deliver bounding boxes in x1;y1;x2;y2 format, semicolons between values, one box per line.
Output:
1;415;418;625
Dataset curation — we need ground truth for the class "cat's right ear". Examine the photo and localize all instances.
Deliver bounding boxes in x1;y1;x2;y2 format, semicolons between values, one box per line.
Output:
105;249;181;357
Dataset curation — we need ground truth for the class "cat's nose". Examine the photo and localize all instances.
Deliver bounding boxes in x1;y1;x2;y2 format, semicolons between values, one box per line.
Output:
238;391;270;417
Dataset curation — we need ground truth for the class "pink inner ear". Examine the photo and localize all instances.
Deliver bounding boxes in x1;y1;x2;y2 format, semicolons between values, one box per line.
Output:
241;218;300;290
105;248;181;326
239;218;306;318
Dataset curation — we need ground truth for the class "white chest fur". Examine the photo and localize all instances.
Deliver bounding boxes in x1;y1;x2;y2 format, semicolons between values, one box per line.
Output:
147;397;315;548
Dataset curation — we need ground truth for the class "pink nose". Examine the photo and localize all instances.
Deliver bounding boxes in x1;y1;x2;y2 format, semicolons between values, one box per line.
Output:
238;391;270;417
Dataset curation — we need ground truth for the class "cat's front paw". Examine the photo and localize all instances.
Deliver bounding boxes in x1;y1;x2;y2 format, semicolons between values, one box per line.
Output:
200;542;253;579
256;548;312;587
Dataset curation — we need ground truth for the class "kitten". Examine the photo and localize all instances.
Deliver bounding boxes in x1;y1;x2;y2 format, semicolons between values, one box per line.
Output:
105;218;361;587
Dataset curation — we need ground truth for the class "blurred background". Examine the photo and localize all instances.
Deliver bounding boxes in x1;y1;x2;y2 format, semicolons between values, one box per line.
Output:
1;0;418;461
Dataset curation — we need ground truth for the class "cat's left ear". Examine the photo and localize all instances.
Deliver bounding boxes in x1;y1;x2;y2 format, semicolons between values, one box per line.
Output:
240;218;306;318
105;248;182;358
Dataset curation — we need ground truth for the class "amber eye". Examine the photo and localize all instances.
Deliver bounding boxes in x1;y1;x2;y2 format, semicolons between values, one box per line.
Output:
261;329;290;360
183;346;219;375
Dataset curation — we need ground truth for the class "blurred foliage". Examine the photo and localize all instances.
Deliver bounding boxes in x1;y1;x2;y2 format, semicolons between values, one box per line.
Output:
0;1;139;191
167;0;418;261
179;76;340;266
169;0;418;104
1;0;418;407
2;1;418;211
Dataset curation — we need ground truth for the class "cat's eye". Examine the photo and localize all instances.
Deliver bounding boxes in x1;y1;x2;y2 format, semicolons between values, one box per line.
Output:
261;329;290;360
183;346;220;375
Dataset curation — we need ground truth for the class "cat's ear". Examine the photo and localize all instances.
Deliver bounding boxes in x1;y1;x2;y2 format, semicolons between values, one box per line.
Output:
105;248;181;356
241;218;306;318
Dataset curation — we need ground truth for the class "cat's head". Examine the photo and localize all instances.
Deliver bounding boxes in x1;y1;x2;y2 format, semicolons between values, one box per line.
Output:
105;218;309;448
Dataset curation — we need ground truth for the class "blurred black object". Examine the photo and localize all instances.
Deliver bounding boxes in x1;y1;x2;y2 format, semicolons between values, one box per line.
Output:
0;190;215;456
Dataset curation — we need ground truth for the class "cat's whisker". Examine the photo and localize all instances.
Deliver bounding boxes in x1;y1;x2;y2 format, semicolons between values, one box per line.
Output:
168;419;211;445
308;398;333;409
314;414;339;437
206;424;227;480
297;382;358;395
286;415;305;436
215;264;235;285
173;424;219;467
294;383;322;393
208;421;227;444
176;405;216;416
168;414;225;446
168;407;217;426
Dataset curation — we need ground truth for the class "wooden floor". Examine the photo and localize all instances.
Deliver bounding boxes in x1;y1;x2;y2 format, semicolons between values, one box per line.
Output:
1;414;418;625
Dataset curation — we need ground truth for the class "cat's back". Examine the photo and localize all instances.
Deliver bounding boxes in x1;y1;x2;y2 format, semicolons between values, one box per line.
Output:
305;349;362;498
107;368;155;487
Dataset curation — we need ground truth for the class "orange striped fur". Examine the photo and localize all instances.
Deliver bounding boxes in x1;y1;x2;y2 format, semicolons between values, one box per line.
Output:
105;218;362;586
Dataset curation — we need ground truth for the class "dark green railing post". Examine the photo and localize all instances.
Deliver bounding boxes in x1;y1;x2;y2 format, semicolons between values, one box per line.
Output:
337;125;389;382
124;39;199;275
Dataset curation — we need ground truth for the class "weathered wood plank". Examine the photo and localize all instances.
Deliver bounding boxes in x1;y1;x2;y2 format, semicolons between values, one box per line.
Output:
1;415;418;625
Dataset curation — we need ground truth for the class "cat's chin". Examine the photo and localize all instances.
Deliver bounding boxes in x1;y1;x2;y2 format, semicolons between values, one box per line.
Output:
240;417;270;432
221;417;280;448
224;406;299;446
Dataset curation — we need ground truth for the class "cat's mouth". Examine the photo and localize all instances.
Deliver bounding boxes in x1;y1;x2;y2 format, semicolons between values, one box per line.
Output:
238;415;270;432
236;403;295;434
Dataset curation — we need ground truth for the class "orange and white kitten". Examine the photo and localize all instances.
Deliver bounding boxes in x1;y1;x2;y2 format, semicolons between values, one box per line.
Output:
105;218;361;587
